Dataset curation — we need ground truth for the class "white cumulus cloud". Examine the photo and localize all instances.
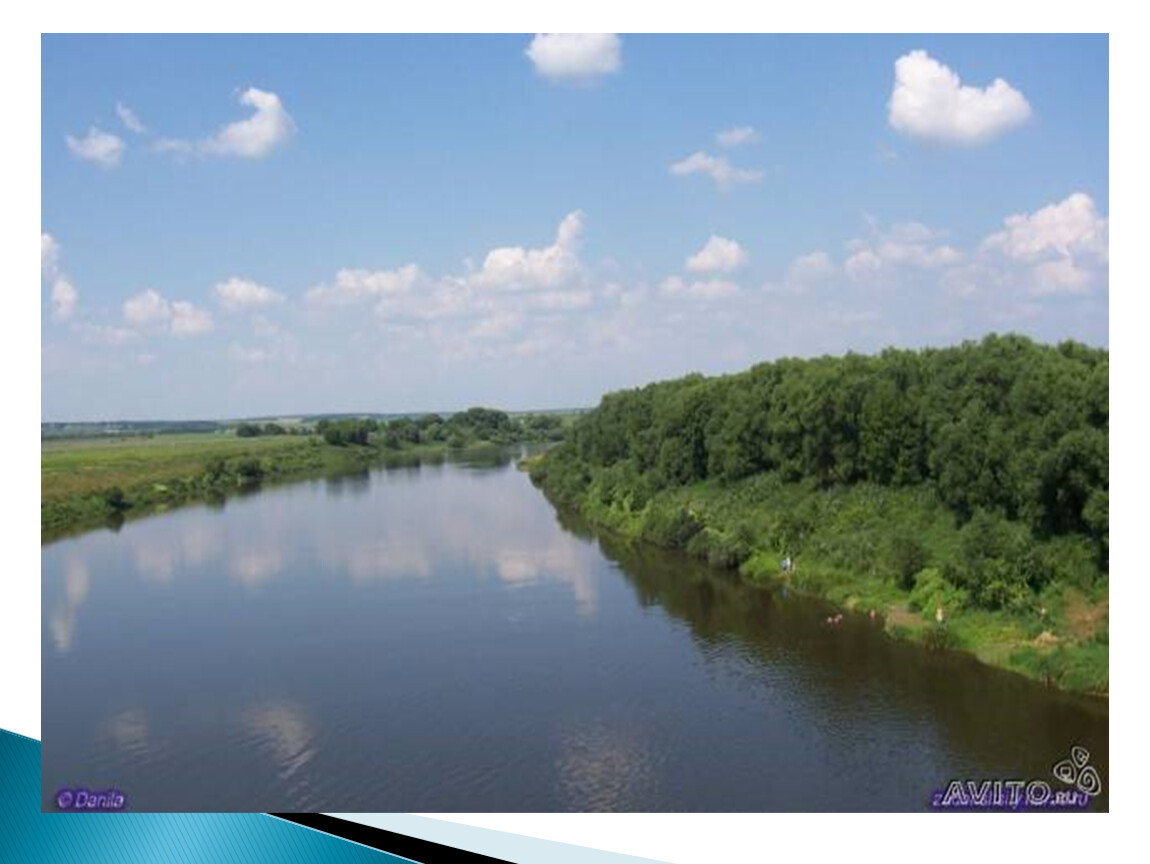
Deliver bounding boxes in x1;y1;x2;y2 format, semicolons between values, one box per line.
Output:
171;301;215;335
716;126;760;148
469;311;524;341
123;289;172;326
51;279;78;320
845;220;961;282
526;34;621;82
41;233;60;278
215;277;283;311
686;236;748;273
888;50;1031;146
123;288;213;335
41;232;78;319
660;276;740;300
763;250;840;297
116;102;146;134
306;264;424;306
788;251;837;285
73;322;138;347
670;151;764;190
298;211;609;364
949;192;1109;297
66;127;126;167
982;192;1107;264
471;211;585;290
158;88;294;159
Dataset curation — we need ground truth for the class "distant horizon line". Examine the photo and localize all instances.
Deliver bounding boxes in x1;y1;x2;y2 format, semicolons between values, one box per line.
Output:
40;406;592;427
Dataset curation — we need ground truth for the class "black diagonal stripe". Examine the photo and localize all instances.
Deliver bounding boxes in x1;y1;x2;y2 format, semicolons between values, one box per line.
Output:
269;813;514;863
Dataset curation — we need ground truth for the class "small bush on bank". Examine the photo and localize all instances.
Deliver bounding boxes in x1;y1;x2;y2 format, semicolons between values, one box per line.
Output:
234;458;264;483
908;567;969;618
685;528;752;570
889;532;930;591
642;504;703;549
921;622;960;652
103;486;130;511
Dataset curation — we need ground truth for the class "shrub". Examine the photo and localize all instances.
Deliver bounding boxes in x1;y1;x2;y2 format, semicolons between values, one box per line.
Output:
235;458;264;482
643;505;704;549
921;622;960;652
317;418;374;446
1031;534;1101;591
705;532;752;569
889;532;930;591
204;457;227;482
945;510;1046;610
103;486;130;511
626;473;657;511
908;567;968;617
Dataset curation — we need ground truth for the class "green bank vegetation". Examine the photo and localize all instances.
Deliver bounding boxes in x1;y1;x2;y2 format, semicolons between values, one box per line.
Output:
43;408;571;541
314;407;566;449
528;335;1108;694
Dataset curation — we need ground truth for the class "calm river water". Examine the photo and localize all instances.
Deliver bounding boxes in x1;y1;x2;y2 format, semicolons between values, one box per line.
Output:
41;448;1108;811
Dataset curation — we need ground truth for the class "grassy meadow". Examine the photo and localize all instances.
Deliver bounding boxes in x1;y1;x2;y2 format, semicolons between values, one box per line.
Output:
42;433;313;500
41;432;374;541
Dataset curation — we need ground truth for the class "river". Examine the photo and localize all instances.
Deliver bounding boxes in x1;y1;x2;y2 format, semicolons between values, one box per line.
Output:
41;448;1108;811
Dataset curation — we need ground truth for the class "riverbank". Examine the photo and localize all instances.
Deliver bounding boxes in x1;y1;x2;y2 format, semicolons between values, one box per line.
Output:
41;433;513;542
528;461;1108;696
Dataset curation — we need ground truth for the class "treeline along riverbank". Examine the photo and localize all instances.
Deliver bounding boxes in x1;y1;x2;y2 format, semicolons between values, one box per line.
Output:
42;408;569;541
527;335;1108;694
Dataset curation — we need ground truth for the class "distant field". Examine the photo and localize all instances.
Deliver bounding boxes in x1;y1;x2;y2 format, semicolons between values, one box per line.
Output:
41;411;573;540
41;433;312;504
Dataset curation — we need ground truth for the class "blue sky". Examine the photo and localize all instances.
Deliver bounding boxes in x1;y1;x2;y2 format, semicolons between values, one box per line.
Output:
42;35;1108;420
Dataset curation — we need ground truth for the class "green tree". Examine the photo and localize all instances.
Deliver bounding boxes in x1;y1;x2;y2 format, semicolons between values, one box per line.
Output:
889;532;930;591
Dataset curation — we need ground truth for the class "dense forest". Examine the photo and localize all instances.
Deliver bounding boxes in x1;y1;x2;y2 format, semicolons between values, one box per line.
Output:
530;335;1108;691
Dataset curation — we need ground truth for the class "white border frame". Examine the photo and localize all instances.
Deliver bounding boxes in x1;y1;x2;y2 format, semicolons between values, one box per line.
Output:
16;12;1137;862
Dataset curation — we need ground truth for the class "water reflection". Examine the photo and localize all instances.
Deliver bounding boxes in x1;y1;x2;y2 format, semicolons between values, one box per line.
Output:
554;719;660;811
59;451;598;605
494;545;598;615
103;708;150;760
133;540;178;583
48;556;89;653
133;523;224;584
320;535;432;582
324;470;372;498
593;529;1109;810
243;701;317;782
229;547;285;587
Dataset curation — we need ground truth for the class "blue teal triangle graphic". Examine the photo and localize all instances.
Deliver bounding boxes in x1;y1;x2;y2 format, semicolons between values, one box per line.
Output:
1;728;409;863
